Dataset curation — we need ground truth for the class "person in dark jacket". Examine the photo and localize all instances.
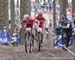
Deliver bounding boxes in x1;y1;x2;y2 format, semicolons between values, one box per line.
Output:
59;15;72;47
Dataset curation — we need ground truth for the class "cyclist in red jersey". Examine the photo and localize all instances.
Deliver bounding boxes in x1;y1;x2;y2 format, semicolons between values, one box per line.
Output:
35;12;46;45
21;14;35;46
21;15;34;29
35;12;45;29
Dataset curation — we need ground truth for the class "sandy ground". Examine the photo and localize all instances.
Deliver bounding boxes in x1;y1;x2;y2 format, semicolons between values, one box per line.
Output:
0;29;75;60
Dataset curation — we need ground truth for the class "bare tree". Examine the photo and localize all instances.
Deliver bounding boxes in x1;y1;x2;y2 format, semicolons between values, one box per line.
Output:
72;0;75;49
20;0;31;19
0;0;8;29
10;0;15;32
59;0;68;17
72;0;75;18
20;0;31;45
53;0;56;27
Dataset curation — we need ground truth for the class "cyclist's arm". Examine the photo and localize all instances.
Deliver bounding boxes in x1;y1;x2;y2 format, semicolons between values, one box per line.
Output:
21;20;24;28
21;19;27;29
34;19;40;24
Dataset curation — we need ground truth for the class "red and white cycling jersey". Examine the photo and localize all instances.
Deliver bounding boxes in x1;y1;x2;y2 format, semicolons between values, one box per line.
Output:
21;17;35;29
35;16;45;29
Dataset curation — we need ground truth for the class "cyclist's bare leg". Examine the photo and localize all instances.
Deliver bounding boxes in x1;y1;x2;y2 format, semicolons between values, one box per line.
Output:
41;33;43;44
32;34;34;46
40;31;44;47
31;29;35;46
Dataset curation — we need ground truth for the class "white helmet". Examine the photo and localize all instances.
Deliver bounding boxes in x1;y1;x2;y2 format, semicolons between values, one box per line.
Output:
24;14;29;18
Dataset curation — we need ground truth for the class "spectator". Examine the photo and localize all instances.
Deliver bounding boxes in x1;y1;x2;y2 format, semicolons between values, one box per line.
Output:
47;1;53;12
59;15;72;47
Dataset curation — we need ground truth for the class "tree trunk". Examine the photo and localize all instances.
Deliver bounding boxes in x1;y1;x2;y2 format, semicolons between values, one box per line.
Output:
0;0;15;32
20;0;31;19
20;0;31;45
72;0;75;18
53;0;56;27
11;0;15;32
0;0;8;29
72;0;75;49
59;0;67;17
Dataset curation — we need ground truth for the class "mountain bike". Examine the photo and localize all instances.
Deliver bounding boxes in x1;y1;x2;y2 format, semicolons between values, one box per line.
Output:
35;27;43;52
25;28;32;53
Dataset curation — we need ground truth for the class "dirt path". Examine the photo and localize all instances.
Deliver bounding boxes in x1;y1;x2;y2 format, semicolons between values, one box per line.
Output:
0;29;75;60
